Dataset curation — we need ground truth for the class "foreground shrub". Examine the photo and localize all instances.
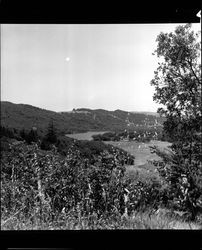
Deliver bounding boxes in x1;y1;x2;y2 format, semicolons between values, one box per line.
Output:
1;142;131;222
150;146;202;220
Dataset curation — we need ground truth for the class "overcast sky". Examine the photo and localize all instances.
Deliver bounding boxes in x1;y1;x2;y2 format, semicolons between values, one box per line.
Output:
1;23;200;112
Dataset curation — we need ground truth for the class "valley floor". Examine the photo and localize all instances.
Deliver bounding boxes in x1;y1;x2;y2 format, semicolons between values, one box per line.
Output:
105;140;171;166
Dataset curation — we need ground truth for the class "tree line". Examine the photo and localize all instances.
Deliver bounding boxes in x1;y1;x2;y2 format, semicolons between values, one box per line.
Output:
0;120;58;150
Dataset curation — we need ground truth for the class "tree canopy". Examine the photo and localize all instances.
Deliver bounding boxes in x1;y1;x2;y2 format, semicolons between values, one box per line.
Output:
150;24;201;220
151;24;201;119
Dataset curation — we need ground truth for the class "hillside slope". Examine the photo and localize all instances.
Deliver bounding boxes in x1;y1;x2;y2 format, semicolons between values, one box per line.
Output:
1;101;164;134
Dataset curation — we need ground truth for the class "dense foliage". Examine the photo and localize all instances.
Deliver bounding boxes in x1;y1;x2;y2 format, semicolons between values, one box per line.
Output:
1;142;161;226
0;125;15;139
150;24;202;220
0;122;135;166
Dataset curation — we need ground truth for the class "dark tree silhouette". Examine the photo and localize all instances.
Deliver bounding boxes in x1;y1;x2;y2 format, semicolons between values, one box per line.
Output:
0;126;14;138
41;120;58;150
45;120;57;144
26;128;38;144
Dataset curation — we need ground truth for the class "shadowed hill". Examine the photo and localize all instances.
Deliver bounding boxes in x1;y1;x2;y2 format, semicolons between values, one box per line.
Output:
1;101;164;135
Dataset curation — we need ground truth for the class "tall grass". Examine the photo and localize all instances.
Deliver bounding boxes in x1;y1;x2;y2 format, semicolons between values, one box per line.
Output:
2;208;201;230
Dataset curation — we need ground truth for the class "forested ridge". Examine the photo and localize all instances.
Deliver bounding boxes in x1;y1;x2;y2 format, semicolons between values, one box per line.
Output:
1;101;163;135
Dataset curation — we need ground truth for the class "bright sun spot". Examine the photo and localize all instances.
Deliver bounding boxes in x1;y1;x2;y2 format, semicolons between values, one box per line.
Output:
65;57;70;62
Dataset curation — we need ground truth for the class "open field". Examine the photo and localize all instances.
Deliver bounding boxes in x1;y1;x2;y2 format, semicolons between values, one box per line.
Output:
105;140;171;166
105;140;172;179
66;131;108;141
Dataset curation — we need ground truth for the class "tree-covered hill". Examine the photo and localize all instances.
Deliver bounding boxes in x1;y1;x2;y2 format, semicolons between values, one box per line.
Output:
1;101;164;135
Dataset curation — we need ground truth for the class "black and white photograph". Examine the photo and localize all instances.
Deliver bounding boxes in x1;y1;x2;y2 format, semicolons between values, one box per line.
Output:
1;11;201;232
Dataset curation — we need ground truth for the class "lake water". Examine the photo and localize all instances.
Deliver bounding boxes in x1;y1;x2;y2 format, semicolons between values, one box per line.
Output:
65;131;108;141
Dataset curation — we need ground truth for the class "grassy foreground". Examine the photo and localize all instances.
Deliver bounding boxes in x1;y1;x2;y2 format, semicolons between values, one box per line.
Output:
1;209;201;230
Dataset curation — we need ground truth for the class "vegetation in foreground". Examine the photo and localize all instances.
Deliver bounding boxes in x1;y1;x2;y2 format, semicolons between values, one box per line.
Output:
1;139;201;230
2;207;201;230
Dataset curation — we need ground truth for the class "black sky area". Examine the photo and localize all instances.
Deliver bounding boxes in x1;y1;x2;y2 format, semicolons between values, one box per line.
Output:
0;1;201;24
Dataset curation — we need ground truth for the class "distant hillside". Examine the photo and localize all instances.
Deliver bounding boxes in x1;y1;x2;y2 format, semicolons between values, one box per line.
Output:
1;102;66;135
132;111;160;117
1;101;164;135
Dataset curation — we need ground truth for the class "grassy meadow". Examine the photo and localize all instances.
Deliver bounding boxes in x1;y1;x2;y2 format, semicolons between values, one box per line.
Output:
105;140;171;166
